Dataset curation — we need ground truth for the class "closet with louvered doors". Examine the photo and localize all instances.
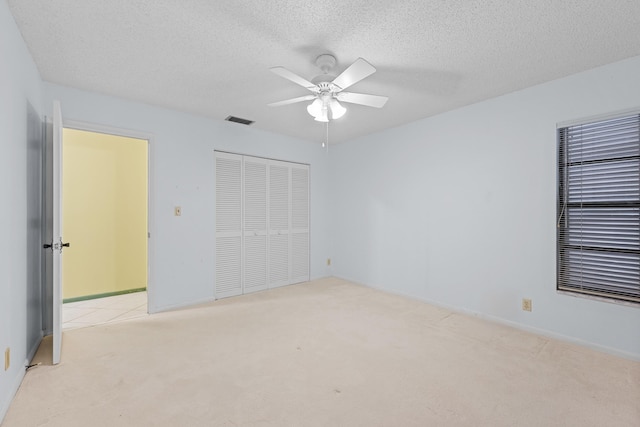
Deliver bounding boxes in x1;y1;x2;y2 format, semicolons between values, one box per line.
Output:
214;151;309;299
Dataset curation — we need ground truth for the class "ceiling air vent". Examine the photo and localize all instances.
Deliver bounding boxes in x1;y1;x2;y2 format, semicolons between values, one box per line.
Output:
225;116;254;125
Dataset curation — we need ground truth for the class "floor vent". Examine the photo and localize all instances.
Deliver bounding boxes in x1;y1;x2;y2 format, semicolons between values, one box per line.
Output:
225;116;254;125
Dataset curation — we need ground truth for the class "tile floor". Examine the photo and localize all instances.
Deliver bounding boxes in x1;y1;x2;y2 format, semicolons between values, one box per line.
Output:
62;291;148;330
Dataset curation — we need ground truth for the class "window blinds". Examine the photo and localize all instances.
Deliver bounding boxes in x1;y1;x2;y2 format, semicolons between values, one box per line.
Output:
557;114;640;303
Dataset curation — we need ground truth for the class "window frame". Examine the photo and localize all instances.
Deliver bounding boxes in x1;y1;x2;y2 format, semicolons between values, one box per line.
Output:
556;110;640;305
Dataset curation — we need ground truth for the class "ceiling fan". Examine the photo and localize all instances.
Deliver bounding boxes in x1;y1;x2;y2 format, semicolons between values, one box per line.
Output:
268;54;388;122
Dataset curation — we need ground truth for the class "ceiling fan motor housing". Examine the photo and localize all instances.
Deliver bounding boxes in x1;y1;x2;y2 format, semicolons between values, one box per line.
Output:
315;54;336;73
311;75;336;87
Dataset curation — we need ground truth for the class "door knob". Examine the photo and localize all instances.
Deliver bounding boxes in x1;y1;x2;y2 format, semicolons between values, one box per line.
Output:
43;241;70;251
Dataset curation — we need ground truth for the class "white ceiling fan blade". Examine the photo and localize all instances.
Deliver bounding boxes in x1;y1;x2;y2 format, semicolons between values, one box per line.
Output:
270;67;317;91
268;95;316;107
337;92;388;108
332;58;376;91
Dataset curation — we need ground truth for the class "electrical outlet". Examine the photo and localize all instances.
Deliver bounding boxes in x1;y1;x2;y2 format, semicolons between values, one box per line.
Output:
522;298;532;312
4;347;9;371
174;206;182;216
327;258;331;266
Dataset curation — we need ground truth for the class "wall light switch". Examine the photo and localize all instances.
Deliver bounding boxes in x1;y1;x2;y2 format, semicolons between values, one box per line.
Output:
174;206;182;216
4;347;9;371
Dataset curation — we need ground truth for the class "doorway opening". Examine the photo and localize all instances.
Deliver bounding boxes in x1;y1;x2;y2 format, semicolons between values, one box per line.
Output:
60;128;149;330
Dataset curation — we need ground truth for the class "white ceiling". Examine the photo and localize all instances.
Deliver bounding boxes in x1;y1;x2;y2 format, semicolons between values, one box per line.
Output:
7;0;640;144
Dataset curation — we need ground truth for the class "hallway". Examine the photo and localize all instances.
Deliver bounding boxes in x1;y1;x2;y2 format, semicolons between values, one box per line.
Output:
62;291;147;330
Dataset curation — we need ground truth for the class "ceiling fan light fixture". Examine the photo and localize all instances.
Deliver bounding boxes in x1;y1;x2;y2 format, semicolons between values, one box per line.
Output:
329;99;346;119
314;106;329;122
307;97;345;122
307;98;322;117
308;98;330;122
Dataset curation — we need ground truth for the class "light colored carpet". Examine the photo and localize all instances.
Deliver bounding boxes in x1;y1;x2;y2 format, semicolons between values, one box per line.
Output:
3;278;639;426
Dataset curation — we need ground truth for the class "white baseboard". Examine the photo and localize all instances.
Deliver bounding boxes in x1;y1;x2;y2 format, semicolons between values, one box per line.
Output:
152;277;333;313
26;331;44;363
0;366;25;425
333;275;640;362
150;295;217;314
0;330;44;425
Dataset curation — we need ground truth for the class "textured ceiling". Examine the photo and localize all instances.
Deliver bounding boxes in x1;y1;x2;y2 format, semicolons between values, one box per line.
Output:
7;0;640;144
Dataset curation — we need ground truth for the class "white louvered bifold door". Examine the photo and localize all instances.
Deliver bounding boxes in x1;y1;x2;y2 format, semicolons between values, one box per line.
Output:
290;163;310;284
268;161;291;288
215;152;243;298
243;156;269;293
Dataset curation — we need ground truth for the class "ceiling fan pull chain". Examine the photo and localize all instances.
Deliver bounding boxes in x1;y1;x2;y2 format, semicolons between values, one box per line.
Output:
324;121;329;153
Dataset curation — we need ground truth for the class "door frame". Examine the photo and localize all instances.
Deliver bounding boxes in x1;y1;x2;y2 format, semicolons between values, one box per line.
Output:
62;119;156;313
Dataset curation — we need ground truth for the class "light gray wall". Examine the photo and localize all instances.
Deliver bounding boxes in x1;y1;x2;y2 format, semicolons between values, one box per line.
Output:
330;55;640;359
0;0;44;421
42;83;332;315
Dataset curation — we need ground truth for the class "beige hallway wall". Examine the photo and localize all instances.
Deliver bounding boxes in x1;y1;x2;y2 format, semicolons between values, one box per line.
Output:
63;128;147;300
